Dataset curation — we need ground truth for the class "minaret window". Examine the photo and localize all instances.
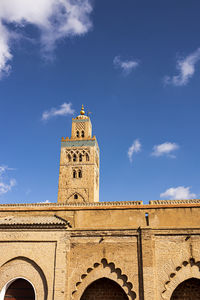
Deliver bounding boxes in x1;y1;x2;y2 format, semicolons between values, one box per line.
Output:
58;104;99;204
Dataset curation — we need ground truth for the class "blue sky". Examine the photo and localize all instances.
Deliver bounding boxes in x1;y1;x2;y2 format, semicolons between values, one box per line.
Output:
0;0;200;204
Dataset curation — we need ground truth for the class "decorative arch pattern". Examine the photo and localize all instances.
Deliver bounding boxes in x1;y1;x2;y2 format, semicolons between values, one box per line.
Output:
71;258;136;300
162;258;200;299
68;192;85;202
0;257;48;300
65;148;90;163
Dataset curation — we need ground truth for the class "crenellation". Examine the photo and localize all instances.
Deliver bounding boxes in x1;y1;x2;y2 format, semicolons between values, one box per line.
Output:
58;105;99;204
0;105;200;300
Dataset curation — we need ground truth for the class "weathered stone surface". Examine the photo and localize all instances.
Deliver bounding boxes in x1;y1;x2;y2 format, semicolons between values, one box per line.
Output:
0;109;200;300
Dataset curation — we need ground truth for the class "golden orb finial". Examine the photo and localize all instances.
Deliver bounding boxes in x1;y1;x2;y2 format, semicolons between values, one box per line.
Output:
80;104;85;115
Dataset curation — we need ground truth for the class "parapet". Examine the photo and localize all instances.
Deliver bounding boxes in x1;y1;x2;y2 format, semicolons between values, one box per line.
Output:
149;199;200;205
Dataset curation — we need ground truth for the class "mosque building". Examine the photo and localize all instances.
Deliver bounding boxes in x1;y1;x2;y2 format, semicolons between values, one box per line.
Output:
0;106;200;300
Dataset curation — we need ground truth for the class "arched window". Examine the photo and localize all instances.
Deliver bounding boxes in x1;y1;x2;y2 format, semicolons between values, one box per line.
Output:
68;154;71;162
81;130;85;137
76;131;80;137
79;154;82;162
73;170;76;178
81;278;128;300
4;278;35;300
74;194;78;200
73;154;77;162
86;153;89;161
78;170;82;178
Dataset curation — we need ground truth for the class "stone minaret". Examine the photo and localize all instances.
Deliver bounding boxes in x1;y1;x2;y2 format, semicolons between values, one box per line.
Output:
57;105;99;203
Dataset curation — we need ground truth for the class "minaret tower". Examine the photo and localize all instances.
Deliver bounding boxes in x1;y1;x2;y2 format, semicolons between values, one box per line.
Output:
57;105;99;203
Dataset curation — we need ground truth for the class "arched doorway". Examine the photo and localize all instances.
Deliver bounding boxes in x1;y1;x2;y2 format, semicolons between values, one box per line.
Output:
171;278;200;300
4;278;35;300
80;277;128;300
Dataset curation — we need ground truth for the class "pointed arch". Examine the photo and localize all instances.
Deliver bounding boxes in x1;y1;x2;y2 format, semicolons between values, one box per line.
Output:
67;192;85;203
170;278;200;300
71;258;136;300
162;258;200;299
81;277;128;300
2;278;35;300
0;257;48;300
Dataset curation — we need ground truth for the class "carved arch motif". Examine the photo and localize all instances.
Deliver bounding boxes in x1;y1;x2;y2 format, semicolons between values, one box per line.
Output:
67;192;85;202
71;258;136;300
65;148;90;163
0;256;48;300
162;258;200;299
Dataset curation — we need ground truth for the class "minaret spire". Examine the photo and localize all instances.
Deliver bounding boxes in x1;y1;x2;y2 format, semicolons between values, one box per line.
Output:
80;104;85;115
57;105;100;203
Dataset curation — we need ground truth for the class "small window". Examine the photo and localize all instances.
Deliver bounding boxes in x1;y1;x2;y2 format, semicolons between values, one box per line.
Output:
145;212;149;226
81;130;85;137
76;131;80;137
79;154;82;162
86;153;89;161
73;170;76;178
68;154;71;162
74;194;78;199
78;170;82;178
73;154;77;162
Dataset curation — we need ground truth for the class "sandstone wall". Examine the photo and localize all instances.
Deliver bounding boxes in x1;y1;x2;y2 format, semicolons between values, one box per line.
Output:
0;202;199;300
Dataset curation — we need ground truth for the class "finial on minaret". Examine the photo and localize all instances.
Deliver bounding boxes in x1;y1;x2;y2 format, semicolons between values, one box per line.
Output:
80;104;85;115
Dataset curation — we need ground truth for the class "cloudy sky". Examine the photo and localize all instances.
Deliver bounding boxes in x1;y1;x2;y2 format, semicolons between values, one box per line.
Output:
0;0;200;204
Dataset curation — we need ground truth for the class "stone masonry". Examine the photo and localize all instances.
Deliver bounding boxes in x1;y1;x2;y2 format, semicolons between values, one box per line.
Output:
0;106;200;300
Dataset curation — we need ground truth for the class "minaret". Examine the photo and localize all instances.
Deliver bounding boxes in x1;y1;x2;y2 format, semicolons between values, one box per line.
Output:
57;105;100;203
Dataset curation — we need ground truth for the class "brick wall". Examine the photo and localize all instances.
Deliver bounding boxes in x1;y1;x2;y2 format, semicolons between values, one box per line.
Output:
81;277;128;300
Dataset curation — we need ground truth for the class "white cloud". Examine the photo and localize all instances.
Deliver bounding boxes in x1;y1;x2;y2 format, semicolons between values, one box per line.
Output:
160;186;196;200
113;56;139;75
0;165;16;195
128;139;141;162
38;200;51;203
0;179;16;195
164;48;200;86
152;142;179;158
42;102;74;121
0;0;93;78
0;165;15;176
0;166;8;176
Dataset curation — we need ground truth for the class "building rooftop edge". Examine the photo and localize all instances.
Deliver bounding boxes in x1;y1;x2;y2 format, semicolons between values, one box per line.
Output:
0;199;200;210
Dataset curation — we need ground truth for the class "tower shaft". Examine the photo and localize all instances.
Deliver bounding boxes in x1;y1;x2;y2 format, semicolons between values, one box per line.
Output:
57;106;99;203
